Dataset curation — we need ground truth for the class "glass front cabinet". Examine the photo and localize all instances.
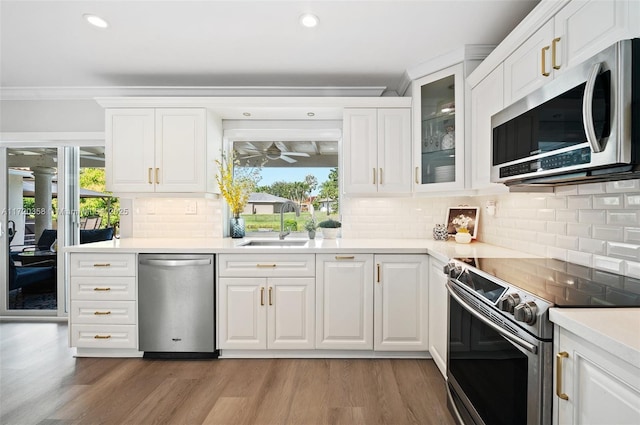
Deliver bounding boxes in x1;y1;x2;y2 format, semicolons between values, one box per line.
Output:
412;63;465;192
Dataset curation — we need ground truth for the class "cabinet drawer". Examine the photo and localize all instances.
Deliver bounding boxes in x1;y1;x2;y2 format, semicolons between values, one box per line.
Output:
71;277;136;300
71;301;136;325
70;253;136;277
71;324;137;349
218;254;315;277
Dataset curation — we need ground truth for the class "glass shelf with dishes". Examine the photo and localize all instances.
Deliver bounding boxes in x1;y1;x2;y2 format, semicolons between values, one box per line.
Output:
413;63;464;191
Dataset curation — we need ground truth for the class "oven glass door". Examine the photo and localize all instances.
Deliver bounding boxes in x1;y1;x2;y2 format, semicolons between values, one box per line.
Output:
448;292;528;425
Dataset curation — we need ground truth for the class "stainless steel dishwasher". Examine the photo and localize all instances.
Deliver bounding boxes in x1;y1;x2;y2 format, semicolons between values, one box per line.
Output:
138;254;217;358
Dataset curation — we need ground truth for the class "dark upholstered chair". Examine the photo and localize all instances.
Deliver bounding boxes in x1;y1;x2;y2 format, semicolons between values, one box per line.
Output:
80;227;114;244
34;229;57;251
8;256;55;292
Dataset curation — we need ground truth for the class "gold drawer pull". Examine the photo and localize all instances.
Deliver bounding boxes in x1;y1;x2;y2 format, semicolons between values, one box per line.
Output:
155;167;160;184
268;287;273;305
148;168;153;184
415;166;420;184
94;335;111;339
260;287;265;306
377;264;381;283
556;351;569;400
256;264;277;268
373;168;377;184
93;287;111;291
94;311;112;315
335;256;355;260
93;263;111;268
541;45;550;77
552;37;561;70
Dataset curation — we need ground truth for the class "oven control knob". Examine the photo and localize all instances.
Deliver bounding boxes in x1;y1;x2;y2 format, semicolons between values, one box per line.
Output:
443;262;462;278
514;301;538;325
498;293;521;314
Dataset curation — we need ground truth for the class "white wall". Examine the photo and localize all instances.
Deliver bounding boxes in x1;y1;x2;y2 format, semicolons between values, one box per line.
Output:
0;100;104;132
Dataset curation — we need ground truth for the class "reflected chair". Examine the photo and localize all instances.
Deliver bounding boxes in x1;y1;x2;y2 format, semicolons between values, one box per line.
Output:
80;227;114;244
8;255;56;292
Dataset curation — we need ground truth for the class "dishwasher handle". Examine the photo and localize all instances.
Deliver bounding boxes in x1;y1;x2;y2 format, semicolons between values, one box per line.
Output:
139;258;212;267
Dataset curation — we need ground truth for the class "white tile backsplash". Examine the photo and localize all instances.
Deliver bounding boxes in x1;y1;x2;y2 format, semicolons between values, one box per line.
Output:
340;179;640;277
131;197;223;238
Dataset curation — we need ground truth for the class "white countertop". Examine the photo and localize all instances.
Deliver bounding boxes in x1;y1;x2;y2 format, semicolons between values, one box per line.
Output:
63;237;535;262
550;308;640;367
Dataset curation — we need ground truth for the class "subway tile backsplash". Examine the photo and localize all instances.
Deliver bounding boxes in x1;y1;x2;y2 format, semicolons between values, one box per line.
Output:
131;198;222;238
340;179;640;278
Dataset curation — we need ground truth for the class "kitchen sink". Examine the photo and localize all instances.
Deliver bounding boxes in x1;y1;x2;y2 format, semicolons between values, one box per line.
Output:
238;239;309;247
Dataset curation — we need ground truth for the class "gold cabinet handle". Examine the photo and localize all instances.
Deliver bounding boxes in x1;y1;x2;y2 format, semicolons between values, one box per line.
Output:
94;311;112;315
93;263;111;268
148;168;153;184
335;256;355;260
155;168;160;184
556;351;569;400
379;168;383;185
260;287;265;306
93;287;111;291
373;168;377;185
268;287;273;306
552;37;561;70
377;264;381;283
256;264;277;268
541;45;550;76
415;166;420;184
94;335;111;339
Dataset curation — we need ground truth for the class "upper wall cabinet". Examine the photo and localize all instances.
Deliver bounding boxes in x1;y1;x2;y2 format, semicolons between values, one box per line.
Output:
105;108;221;194
412;63;465;193
504;0;639;105
343;108;412;195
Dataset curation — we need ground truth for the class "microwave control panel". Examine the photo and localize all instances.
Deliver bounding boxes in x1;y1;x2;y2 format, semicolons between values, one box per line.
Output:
499;147;591;178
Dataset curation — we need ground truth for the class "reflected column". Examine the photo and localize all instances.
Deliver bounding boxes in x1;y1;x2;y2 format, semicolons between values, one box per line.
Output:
32;166;56;242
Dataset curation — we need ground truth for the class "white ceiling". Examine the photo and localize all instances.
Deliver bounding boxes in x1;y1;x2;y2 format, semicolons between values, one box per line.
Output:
0;0;540;95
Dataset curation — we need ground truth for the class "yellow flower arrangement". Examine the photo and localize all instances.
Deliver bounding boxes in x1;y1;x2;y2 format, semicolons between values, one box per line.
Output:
215;151;260;217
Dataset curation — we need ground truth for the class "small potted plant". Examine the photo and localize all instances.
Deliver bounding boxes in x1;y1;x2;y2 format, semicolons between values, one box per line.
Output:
317;218;341;239
304;219;317;239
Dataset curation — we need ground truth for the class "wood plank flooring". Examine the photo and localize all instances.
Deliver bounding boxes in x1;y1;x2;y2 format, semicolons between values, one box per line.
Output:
0;322;455;425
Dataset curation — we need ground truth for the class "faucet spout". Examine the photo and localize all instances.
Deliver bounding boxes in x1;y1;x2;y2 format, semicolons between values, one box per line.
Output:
279;200;300;240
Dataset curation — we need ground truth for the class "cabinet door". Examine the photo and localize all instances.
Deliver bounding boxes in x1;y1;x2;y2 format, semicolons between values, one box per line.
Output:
555;328;640;425
504;19;555;105
377;108;412;194
374;255;428;351
343;109;379;194
218;277;267;349
470;64;508;192
428;257;448;377
316;254;374;349
155;108;206;192
268;278;315;349
105;109;155;192
413;63;465;192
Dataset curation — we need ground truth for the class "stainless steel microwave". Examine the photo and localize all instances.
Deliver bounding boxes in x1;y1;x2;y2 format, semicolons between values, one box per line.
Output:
491;38;639;187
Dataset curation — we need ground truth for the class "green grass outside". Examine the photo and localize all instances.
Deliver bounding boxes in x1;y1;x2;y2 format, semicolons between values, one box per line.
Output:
242;211;335;232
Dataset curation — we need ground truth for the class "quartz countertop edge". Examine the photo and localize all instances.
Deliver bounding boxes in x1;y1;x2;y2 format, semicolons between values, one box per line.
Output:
549;308;640;367
63;237;535;259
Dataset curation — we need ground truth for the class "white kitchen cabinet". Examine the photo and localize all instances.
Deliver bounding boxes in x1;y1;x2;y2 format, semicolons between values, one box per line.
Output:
412;63;466;192
69;253;139;356
504;0;639;105
374;255;428;351
106;108;219;194
218;254;315;350
554;326;640;425
343;108;412;195
315;254;374;350
469;64;508;192
428;256;448;377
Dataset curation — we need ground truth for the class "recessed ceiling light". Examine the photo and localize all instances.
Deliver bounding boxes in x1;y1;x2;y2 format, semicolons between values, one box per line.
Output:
243;112;251;117
83;14;109;29
307;112;315;117
299;13;319;28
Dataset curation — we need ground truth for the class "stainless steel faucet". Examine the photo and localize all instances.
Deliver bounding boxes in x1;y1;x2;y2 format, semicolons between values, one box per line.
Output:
279;200;300;240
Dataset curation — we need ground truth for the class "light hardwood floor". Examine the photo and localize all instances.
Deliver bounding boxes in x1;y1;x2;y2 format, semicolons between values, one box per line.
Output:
0;322;455;425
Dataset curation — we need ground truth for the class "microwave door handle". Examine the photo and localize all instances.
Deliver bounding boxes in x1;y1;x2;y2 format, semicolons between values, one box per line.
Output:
583;62;604;153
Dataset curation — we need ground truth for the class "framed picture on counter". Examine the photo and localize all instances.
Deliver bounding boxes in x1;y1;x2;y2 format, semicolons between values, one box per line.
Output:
446;206;479;239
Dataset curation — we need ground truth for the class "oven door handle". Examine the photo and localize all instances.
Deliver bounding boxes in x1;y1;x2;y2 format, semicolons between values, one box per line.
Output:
446;282;538;354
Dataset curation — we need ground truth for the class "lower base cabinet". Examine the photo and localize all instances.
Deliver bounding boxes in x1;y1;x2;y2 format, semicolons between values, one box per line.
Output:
218;277;315;350
554;326;640;425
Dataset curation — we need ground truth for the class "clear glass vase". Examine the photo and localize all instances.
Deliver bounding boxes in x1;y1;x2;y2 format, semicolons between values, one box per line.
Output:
230;216;245;238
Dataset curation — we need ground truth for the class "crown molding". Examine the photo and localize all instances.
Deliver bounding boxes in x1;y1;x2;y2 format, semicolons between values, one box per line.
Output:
0;86;388;101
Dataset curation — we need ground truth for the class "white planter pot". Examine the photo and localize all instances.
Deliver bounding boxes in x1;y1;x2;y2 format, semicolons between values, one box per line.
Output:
454;232;472;244
321;228;339;239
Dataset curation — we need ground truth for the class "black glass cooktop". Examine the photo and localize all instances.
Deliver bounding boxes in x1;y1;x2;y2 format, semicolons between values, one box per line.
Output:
455;257;640;307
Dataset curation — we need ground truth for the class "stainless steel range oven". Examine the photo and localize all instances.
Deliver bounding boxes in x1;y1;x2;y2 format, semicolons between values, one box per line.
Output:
444;257;640;425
